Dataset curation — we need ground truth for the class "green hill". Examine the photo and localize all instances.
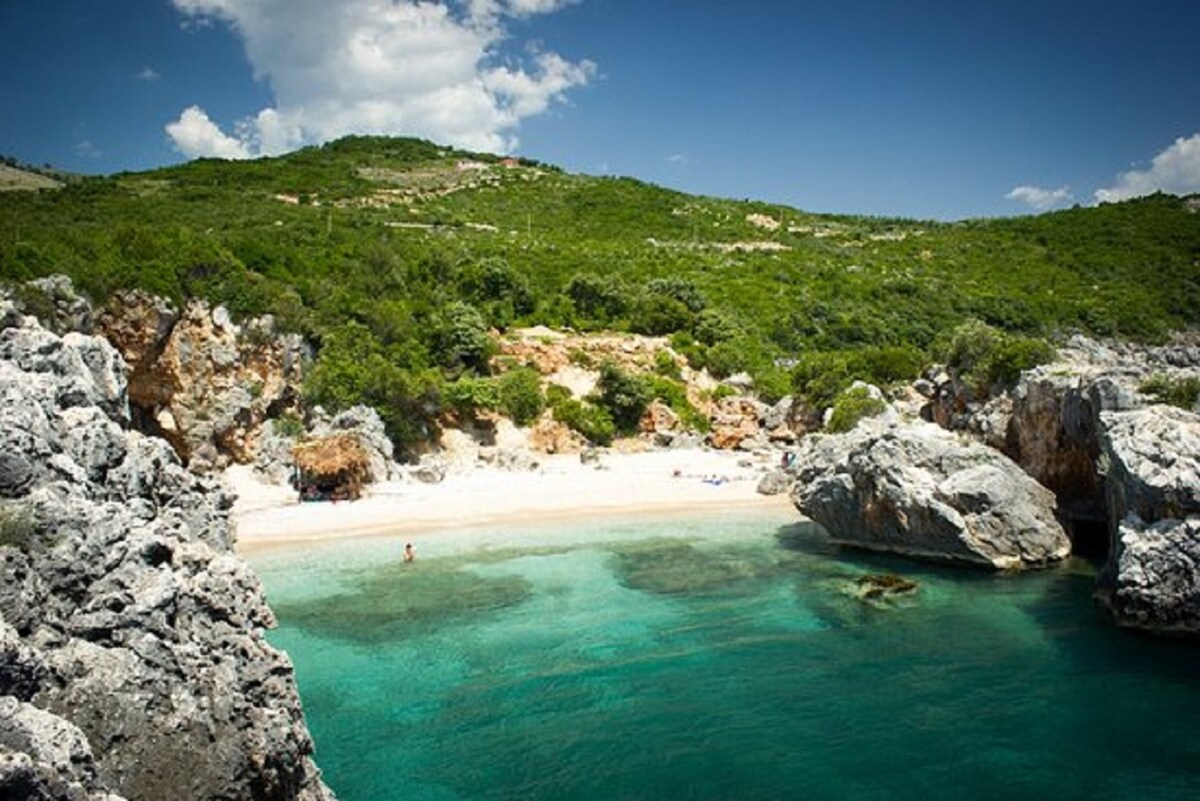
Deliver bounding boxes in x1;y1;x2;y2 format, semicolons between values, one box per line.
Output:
2;135;1198;447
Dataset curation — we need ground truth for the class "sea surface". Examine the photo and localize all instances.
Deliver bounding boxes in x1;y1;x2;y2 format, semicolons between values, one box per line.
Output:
249;509;1200;800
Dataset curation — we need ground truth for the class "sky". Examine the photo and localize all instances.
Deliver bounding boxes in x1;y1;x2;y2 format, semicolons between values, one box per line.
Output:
1;0;1198;220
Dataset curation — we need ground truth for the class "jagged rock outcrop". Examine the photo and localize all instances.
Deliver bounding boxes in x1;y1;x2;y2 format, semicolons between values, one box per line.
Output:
98;293;304;470
1096;405;1200;634
0;305;334;800
8;275;95;335
792;419;1071;569
254;405;402;487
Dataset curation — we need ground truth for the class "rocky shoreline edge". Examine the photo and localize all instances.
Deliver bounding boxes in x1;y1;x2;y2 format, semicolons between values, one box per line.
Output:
0;305;334;798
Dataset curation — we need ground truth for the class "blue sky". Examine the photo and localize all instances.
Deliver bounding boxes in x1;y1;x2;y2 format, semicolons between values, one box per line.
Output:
2;0;1198;220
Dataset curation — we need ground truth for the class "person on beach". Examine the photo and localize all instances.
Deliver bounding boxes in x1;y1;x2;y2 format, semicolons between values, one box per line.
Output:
404;542;416;562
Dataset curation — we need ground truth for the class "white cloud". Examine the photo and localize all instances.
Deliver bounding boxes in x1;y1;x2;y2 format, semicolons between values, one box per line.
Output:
165;106;253;159
138;67;160;81
1095;133;1200;203
1005;184;1073;211
74;140;102;159
666;153;687;165
166;0;594;159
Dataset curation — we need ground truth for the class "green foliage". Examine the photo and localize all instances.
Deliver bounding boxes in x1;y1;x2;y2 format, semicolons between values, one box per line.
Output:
629;293;693;336
305;321;443;453
566;273;628;324
1139;374;1200;410
791;345;925;409
594;362;653;434
646;375;710;432
653;349;682;379
431;301;494;374
934;320;1055;394
548;386;615;445
0;503;36;551
273;411;306;438
445;375;500;418
826;386;887;433
498;367;546;425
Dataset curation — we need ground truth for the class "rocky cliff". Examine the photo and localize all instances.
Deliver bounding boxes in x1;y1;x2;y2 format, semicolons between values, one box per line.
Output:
98;291;305;471
1096;405;1200;633
918;335;1200;634
0;303;334;800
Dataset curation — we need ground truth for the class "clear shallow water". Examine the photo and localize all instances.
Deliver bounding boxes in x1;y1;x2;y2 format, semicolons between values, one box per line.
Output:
250;511;1200;801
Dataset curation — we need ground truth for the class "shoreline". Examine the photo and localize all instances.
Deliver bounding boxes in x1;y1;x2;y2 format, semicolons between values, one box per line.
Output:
230;449;796;556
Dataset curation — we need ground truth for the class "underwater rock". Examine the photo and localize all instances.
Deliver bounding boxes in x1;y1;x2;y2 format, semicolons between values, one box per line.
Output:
854;573;919;601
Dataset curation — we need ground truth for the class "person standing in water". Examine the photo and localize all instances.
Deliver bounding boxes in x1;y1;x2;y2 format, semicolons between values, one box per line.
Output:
404;542;416;562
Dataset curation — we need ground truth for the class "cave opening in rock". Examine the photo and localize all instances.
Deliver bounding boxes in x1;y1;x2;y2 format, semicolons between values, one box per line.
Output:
1062;516;1110;562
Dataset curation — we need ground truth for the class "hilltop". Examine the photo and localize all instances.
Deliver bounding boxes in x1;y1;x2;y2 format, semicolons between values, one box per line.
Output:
1;135;1198;454
0;163;62;192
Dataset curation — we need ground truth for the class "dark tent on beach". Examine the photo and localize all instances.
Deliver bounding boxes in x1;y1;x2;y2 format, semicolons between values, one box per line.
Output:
291;434;372;501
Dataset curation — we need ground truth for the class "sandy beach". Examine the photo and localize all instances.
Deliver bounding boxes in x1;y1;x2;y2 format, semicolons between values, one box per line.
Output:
228;449;792;555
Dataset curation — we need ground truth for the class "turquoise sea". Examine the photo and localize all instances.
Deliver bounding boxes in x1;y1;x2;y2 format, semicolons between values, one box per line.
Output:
249;510;1200;800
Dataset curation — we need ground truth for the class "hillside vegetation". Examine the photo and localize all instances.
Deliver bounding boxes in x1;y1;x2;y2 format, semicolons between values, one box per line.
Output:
2;135;1198;450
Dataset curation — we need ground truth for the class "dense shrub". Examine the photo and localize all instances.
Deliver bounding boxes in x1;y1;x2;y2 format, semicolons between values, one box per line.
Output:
934;320;1054;394
826;385;887;433
594;362;653;434
547;384;615;445
498;367;546;425
431;301;494;374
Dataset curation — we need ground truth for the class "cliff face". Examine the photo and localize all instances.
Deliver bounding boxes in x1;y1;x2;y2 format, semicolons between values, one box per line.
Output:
922;335;1200;634
98;292;305;471
0;304;334;800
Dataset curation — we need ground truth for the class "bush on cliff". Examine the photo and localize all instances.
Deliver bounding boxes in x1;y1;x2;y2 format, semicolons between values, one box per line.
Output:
935;320;1055;394
826;386;887;433
498;367;546;426
547;384;615;445
1139;374;1200;411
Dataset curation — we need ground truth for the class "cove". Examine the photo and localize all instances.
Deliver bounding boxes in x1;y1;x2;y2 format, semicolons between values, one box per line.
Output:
249;510;1200;800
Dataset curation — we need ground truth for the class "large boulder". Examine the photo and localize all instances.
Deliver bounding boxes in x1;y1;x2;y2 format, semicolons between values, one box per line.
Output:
0;306;334;800
1096;405;1200;634
792;419;1070;569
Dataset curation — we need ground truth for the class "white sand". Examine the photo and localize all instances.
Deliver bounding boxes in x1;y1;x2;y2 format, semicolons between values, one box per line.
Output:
228;449;791;555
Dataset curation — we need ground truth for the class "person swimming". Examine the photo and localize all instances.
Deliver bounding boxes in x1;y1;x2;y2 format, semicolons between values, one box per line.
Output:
404;542;416;562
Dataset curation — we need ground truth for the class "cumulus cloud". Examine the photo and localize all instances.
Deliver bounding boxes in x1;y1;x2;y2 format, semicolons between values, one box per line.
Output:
166;106;253;159
166;0;594;159
1095;133;1200;203
138;67;160;81
1005;184;1073;211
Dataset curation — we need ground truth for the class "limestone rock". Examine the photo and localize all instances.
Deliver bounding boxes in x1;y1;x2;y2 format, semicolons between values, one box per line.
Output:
1097;405;1200;634
792;419;1070;569
15;274;95;335
528;418;585;454
0;313;334;800
0;696;124;801
98;294;304;470
756;469;791;496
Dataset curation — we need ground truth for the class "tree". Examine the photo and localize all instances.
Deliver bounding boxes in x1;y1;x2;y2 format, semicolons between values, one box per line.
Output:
594;362;652;434
431;301;494;374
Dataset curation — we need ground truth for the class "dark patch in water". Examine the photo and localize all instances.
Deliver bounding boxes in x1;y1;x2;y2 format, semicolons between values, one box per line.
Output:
273;559;533;644
608;537;806;596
